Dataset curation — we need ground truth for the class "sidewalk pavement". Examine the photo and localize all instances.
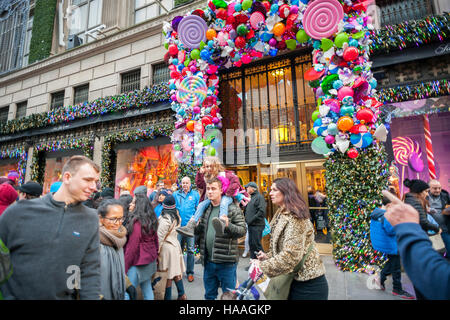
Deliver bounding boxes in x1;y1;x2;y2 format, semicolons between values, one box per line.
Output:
173;251;416;300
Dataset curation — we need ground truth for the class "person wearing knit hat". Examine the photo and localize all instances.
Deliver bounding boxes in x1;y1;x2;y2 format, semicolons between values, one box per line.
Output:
157;194;186;300
0;183;18;216
403;178;440;234
17;181;43;200
133;186;147;196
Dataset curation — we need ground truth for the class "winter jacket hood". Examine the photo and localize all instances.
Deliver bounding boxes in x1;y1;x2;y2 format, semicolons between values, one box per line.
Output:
0;183;18;215
370;207;397;255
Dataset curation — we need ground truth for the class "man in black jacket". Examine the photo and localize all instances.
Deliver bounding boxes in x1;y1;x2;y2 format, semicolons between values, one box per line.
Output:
194;177;246;300
244;182;267;260
427;179;450;255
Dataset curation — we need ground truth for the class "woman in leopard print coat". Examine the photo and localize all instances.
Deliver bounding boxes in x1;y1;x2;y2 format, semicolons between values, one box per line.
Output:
256;178;328;300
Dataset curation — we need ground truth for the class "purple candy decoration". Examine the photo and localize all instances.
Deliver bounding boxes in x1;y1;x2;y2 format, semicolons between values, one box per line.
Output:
172;16;183;31
177;15;208;49
408;152;424;172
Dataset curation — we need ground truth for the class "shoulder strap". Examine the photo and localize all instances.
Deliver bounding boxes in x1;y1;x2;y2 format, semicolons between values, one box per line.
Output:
292;243;315;274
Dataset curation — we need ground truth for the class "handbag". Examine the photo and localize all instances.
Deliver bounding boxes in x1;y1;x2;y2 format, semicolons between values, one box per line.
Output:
263;243;314;300
429;234;445;252
262;218;271;237
152;219;176;300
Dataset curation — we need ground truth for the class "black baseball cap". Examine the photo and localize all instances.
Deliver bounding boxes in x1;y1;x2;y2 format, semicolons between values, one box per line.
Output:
18;181;43;197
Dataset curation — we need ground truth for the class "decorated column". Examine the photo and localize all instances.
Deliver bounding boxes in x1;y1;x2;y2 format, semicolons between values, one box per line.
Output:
164;0;389;272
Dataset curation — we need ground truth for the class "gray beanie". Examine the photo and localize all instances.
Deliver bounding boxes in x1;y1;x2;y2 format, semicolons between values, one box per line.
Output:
134;185;147;195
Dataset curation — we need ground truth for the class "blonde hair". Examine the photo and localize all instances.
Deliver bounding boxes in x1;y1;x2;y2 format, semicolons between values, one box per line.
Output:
203;156;225;180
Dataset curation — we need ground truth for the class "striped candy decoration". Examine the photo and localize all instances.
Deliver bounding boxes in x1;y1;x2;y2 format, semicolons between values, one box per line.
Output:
423;114;436;179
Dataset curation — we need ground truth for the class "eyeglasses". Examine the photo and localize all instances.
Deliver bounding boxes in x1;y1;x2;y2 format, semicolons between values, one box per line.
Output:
103;217;125;224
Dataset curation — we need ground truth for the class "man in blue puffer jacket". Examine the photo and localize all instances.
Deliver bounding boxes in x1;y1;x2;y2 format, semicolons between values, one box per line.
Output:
370;193;414;299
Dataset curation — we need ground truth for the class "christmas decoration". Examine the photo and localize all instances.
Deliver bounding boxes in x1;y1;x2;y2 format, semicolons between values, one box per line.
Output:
324;144;389;272
0;83;170;135
369;13;450;55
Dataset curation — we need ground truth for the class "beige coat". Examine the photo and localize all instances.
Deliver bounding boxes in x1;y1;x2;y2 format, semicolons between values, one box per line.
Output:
157;213;186;279
260;208;325;282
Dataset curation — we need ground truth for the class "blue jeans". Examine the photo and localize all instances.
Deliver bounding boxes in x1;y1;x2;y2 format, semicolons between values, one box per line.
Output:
192;196;233;222
178;234;195;276
203;260;237;300
441;232;450;254
125;265;154;300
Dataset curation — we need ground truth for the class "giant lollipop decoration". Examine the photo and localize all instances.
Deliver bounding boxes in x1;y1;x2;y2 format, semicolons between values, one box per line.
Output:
303;0;344;39
392;136;423;196
177;15;208;49
176;76;208;107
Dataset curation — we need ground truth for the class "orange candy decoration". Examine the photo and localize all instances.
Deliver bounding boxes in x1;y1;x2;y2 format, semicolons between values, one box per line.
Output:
206;29;217;40
272;23;286;37
337;116;354;132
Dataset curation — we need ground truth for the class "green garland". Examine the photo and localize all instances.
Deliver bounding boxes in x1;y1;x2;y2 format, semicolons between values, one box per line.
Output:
0;84;170;136
28;0;58;64
377;79;450;103
324;143;389;273
370;13;450;55
30;137;94;184
0;146;28;184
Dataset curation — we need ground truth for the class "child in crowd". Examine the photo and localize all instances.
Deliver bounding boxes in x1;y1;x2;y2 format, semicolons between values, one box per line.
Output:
176;156;249;237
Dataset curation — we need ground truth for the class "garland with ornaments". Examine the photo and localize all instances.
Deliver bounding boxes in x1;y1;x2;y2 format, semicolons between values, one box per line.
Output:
0;84;170;136
369;13;450;55
377;79;450;104
0;146;28;184
30;137;94;184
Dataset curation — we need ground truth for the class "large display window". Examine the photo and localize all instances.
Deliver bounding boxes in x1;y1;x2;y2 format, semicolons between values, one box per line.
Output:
41;150;84;194
115;144;178;197
0;160;19;179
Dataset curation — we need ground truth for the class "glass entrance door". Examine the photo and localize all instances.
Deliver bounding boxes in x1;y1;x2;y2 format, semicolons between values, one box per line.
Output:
300;160;330;244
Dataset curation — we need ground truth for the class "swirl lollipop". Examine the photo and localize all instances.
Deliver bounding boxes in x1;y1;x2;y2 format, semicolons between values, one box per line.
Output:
176;76;208;107
178;15;208;49
392;136;415;196
392;136;414;166
303;0;344;39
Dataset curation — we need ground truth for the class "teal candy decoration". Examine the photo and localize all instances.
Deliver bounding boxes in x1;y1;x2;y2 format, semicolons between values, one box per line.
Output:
341;96;354;106
340;105;355;116
327;123;338;135
311;137;331;155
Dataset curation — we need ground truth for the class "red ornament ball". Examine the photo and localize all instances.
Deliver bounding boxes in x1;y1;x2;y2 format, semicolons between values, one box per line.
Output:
347;148;359;159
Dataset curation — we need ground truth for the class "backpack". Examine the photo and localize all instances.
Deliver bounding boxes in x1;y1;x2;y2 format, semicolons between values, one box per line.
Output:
0;238;12;285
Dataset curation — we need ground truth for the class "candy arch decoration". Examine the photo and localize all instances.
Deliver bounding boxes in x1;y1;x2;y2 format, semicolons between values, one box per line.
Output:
164;0;386;164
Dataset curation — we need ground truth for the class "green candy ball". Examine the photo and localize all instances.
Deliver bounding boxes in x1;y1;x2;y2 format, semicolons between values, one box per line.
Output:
334;33;349;48
190;49;200;60
237;24;248;36
296;29;310;43
242;0;252;11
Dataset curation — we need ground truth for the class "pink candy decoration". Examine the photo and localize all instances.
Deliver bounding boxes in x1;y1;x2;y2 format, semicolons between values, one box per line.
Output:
337;86;354;101
325;135;335;144
303;0;344;39
250;11;265;29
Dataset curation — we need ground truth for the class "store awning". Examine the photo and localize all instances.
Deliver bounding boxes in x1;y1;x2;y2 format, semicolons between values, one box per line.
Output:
0;101;172;143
